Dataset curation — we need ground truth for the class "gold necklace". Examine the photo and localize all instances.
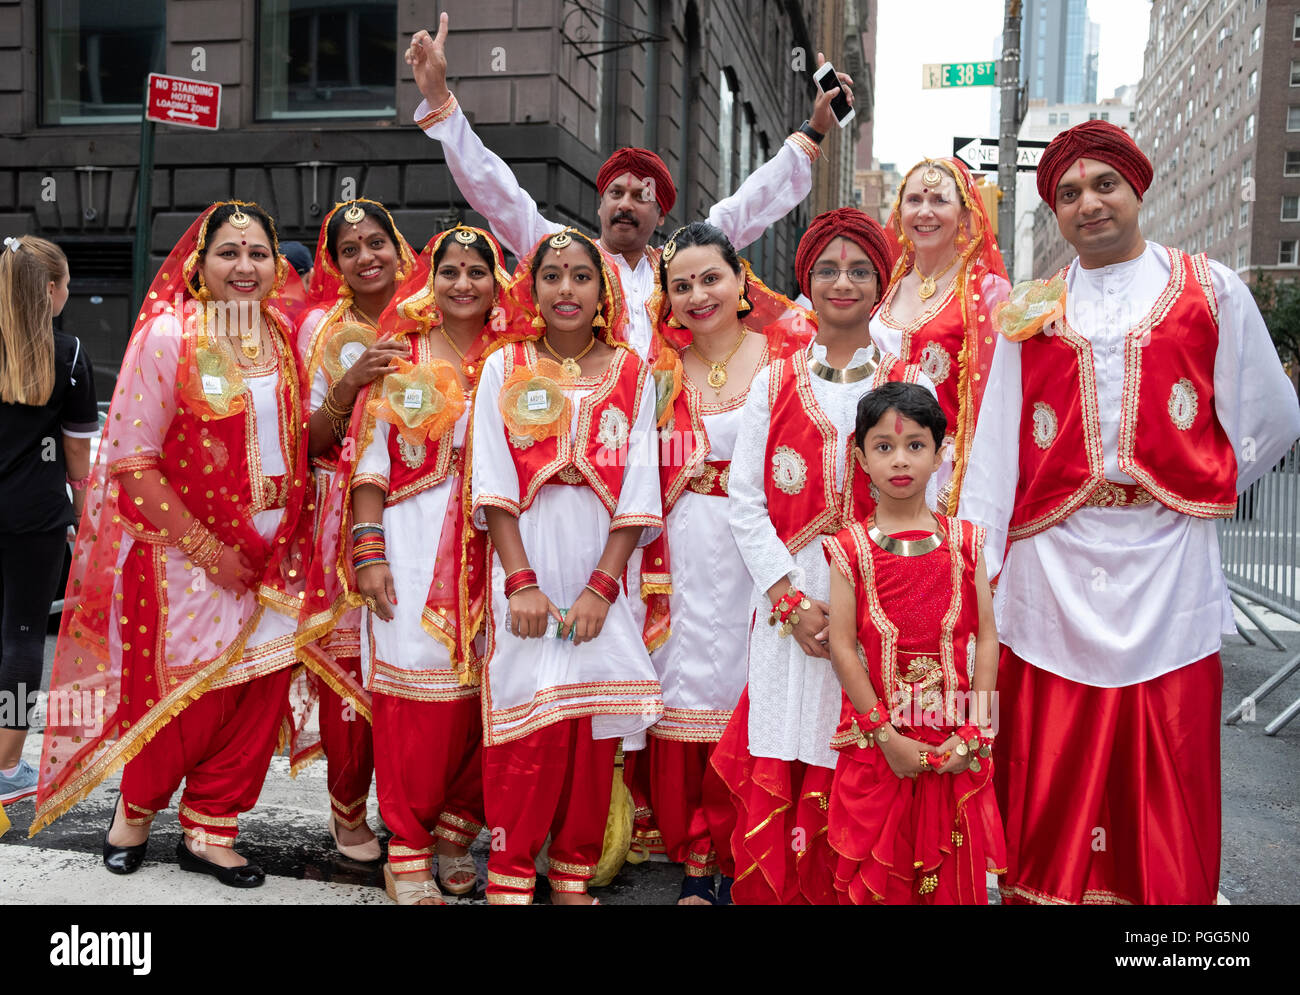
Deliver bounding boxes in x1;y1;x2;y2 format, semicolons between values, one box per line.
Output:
688;331;747;392
806;343;880;384
350;303;381;328
866;519;943;557
439;325;466;359
914;254;959;301
541;334;596;377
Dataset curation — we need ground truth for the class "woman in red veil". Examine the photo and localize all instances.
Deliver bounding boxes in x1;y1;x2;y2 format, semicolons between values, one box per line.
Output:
634;221;812;904
301;222;512;903
470;228;663;904
31;201;314;888
290;198;422;863
874;157;1010;512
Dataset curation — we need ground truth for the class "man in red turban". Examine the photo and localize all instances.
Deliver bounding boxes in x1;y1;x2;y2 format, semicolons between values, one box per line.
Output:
404;12;852;360
958;113;1300;906
1036;119;1153;269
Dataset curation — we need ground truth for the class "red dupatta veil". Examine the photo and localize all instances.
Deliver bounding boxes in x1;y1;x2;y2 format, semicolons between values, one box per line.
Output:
32;202;311;834
883;157;1009;510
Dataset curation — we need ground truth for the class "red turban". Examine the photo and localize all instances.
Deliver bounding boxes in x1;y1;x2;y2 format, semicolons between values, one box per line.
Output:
1037;120;1153;211
596;147;676;214
794;207;892;300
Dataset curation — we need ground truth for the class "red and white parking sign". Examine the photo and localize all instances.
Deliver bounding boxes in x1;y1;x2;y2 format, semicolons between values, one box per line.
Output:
145;73;222;130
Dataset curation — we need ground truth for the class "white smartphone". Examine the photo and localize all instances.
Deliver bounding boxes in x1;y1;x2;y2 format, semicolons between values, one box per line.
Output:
813;61;855;128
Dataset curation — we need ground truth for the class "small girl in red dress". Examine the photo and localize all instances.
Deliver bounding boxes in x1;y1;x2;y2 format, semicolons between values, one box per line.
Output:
822;381;1005;904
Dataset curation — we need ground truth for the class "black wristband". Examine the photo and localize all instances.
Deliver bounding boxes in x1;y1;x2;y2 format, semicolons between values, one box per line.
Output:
799;119;826;144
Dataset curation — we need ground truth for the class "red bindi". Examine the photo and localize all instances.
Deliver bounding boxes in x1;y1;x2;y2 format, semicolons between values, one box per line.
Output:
241;240;247;246
563;263;569;268
1078;161;1086;178
689;273;696;280
893;414;904;434
839;240;848;261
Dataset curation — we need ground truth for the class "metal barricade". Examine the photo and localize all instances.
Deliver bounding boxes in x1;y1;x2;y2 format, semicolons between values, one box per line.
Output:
1218;441;1300;734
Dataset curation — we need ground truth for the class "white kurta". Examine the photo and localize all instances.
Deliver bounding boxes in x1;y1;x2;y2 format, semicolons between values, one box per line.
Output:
111;313;300;689
728;342;937;769
651;398;751;742
415;99;815;358
470;348;664;746
353;411;477;701
959;242;1300;687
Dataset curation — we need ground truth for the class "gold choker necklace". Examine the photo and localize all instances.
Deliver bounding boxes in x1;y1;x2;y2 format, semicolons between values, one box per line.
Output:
867;521;942;557
806;344;879;384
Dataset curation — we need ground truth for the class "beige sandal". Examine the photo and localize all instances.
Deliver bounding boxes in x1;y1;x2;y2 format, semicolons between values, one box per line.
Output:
437;852;478;896
384;863;445;905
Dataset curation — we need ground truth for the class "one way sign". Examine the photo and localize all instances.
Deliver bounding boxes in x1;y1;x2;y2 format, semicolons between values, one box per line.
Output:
952;136;1048;173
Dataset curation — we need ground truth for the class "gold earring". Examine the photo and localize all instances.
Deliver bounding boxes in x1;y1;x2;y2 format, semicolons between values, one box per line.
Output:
666;314;683;328
531;314;547;329
592;313;607;328
737;288;751;315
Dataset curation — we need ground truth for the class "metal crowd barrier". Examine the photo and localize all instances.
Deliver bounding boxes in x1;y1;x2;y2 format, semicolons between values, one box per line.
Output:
1219;441;1300;734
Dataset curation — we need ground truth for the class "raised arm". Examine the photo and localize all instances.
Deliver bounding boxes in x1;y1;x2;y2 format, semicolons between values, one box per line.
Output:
707;54;851;251
407;13;561;257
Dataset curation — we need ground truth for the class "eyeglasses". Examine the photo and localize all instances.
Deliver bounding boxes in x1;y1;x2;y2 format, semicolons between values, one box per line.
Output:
810;266;877;284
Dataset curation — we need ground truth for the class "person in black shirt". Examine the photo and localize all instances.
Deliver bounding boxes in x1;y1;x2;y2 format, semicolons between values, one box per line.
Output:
0;235;97;805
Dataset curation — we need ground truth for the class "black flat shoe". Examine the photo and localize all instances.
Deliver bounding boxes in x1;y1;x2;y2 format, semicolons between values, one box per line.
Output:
678;873;718;905
717;874;734;906
175;837;266;888
102;799;148;875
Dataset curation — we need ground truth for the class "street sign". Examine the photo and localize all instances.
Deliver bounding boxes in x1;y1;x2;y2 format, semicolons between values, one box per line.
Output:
952;136;1049;172
145;73;221;130
922;62;997;89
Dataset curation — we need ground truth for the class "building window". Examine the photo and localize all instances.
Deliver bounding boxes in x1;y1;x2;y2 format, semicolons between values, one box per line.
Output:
1060;113;1069;125
718;69;736;195
1286;150;1300;176
41;0;165;124
1245;113;1256;140
1280;240;1298;265
1253;24;1262;51
1241;202;1250;226
1249;70;1259;97
1295;13;1300;41
256;0;397;120
1290;107;1300;132
1049;112;1058;125
1283;196;1300;222
1238;245;1247;269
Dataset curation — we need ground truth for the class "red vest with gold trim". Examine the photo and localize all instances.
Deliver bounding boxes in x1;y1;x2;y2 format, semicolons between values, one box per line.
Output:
764;348;922;554
1007;248;1237;542
503;340;649;517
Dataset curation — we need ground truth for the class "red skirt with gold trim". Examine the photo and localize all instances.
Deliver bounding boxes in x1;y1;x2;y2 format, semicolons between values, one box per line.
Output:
709;687;836;904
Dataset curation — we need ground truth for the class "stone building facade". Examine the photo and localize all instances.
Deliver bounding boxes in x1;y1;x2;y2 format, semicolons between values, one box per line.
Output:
0;0;870;378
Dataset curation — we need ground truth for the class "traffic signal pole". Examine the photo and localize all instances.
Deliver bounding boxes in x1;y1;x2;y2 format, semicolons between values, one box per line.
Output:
998;0;1022;278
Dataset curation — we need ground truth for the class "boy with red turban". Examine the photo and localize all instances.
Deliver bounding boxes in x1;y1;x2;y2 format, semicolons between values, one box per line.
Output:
959;119;1300;904
405;12;850;358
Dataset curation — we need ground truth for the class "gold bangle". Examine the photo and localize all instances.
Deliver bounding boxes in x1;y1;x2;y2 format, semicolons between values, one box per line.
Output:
321;382;353;421
417;92;458;130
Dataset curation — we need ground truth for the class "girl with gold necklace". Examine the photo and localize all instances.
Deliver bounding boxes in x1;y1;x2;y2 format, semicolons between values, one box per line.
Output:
470;228;662;905
714;207;936;905
294;199;420;865
637;221;812;905
871;157;1009;511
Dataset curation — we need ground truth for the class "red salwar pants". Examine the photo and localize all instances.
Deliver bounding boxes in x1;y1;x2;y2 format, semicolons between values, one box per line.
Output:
371;691;484;874
644;736;732;877
621;747;667;858
120;667;292;847
315;655;375;831
995;648;1223;905
709;687;837;904
482;716;617;904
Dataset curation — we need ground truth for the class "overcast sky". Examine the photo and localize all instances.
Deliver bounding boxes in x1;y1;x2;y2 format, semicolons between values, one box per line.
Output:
872;0;1151;170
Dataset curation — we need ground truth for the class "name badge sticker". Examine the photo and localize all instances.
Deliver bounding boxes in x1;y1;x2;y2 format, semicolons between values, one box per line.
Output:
526;389;549;412
403;388;423;410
